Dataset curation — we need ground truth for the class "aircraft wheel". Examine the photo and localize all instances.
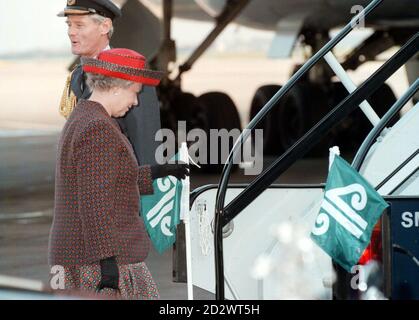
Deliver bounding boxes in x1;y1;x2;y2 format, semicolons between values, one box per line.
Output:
249;85;282;155
198;92;242;174
170;92;209;162
276;82;330;157
171;92;208;131
331;82;398;153
370;83;398;122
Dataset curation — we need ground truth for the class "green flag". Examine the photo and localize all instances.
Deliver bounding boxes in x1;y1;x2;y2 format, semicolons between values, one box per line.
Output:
311;152;389;272
140;145;190;254
141;150;182;254
141;174;182;253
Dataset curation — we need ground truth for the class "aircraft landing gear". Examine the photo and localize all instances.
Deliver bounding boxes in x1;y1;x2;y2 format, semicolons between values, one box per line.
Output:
248;82;332;157
248;80;398;157
249;85;282;155
278;82;332;156
198;91;242;173
155;0;249;175
331;82;398;153
160;89;242;173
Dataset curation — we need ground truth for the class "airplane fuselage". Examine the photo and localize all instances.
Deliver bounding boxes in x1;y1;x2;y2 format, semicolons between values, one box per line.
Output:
195;0;419;31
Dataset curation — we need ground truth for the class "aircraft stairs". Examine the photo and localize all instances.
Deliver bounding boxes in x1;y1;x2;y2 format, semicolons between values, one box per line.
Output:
186;0;419;300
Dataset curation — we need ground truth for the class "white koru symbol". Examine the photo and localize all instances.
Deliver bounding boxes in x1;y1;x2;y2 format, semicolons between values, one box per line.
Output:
312;184;368;238
146;176;178;236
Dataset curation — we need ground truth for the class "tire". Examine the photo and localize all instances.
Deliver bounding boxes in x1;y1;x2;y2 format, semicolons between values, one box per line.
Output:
276;82;330;157
171;92;208;132
331;82;398;154
198;92;242;174
369;83;398;122
249;85;282;155
169;92;209;162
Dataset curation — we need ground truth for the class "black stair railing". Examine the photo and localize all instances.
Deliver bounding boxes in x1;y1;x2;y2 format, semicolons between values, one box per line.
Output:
213;0;418;299
352;78;419;171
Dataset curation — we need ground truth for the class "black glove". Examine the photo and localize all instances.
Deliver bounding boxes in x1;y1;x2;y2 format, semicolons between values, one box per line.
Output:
151;162;190;180
97;256;119;292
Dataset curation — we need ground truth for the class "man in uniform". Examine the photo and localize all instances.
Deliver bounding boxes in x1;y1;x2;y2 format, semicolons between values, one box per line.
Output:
56;0;189;292
58;0;163;166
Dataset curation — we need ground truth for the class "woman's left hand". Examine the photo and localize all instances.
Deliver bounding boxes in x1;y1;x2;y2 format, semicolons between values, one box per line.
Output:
97;256;119;291
151;162;190;180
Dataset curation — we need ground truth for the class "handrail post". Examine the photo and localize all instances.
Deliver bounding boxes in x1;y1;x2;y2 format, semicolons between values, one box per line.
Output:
214;207;225;299
324;51;381;126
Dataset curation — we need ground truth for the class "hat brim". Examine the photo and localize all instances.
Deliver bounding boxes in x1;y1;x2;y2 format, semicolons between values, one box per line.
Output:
57;8;91;17
82;58;165;86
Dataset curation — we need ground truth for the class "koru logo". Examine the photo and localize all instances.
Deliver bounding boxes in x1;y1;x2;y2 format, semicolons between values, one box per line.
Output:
146;176;178;237
312;183;368;239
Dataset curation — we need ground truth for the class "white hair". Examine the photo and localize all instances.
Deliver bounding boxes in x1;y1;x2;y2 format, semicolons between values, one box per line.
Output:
86;73;134;91
89;14;114;39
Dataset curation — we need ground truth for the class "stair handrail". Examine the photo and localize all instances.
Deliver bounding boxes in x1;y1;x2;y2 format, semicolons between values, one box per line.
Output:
214;0;385;299
352;78;419;171
213;0;418;299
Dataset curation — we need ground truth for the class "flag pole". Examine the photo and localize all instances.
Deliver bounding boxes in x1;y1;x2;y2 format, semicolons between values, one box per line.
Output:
179;142;194;300
184;206;193;300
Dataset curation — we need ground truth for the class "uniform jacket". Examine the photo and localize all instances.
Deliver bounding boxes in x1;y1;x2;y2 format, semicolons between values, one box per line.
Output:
49;100;154;266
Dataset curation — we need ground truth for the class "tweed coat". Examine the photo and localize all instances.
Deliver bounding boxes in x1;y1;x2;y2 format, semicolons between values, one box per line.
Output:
49;99;154;266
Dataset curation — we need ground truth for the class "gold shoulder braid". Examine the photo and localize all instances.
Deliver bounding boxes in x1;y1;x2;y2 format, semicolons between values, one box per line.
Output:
59;69;77;119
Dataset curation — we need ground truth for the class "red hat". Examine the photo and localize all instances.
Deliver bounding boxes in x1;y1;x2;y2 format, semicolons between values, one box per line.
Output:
81;48;164;86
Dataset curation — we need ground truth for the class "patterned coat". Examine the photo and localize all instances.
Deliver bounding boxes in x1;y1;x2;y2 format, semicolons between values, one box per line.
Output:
49;99;154;267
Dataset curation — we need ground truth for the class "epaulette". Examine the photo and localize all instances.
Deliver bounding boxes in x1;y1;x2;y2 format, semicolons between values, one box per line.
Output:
59;68;78;119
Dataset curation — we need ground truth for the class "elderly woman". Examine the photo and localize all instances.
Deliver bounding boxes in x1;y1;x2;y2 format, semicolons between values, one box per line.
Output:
49;48;188;299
